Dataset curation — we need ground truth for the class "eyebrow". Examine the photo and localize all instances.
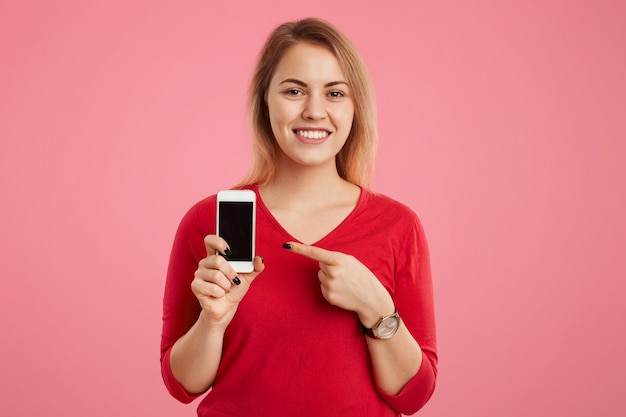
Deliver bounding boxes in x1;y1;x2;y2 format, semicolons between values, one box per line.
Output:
278;78;349;88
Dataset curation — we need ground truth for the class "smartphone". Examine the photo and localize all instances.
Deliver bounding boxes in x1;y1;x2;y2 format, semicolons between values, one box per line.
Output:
216;190;256;273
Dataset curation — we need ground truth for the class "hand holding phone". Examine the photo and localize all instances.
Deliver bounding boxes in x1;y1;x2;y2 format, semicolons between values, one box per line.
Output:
216;190;256;273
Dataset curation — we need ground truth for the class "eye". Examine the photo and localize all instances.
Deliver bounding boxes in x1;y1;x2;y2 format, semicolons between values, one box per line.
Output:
284;88;304;96
328;90;345;98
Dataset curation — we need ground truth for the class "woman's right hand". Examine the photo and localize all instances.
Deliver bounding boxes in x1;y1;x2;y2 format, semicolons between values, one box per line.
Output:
191;235;264;328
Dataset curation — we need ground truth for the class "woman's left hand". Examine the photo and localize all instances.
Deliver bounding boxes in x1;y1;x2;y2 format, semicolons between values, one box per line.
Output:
284;242;424;397
283;242;395;326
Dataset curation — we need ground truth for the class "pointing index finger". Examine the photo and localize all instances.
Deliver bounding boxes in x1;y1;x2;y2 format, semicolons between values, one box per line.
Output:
283;242;339;265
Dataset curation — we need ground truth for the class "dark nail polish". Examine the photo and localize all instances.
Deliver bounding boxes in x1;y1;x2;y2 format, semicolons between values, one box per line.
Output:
260;255;264;263
233;277;241;285
224;247;232;257
282;243;292;250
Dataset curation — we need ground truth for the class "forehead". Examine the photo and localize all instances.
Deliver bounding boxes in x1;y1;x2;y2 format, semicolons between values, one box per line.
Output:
272;42;346;83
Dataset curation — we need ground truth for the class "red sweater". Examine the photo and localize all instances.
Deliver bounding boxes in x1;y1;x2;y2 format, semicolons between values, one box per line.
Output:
161;185;437;416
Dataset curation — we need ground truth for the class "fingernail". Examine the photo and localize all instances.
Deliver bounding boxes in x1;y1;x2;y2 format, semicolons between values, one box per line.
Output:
233;276;241;285
260;255;264;263
282;243;292;250
225;247;233;257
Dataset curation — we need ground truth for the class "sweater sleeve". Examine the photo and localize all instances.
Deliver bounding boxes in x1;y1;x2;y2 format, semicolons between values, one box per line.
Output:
377;215;438;414
160;202;211;403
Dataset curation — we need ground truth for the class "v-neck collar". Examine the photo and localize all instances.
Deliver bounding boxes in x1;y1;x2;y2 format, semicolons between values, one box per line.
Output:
251;183;368;246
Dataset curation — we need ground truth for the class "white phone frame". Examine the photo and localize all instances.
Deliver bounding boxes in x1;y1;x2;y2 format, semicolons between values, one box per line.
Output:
216;190;256;273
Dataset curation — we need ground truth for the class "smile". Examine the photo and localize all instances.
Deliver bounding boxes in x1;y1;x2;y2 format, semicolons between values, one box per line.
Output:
295;130;330;140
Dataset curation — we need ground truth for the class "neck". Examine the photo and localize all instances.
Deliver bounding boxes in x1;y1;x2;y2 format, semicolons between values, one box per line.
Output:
260;157;356;207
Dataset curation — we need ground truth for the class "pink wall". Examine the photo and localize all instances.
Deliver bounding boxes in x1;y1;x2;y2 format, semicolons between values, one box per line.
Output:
1;1;624;415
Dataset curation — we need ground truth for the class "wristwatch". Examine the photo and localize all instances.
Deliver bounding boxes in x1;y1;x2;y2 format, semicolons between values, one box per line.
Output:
360;309;401;340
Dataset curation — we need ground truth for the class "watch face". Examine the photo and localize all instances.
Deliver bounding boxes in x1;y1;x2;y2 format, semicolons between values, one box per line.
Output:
377;316;400;339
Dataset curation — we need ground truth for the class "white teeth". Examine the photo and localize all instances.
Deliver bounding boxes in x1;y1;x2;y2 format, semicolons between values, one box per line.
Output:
297;130;329;139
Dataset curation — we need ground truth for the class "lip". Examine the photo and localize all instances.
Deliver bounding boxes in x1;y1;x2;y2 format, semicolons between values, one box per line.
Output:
293;128;332;144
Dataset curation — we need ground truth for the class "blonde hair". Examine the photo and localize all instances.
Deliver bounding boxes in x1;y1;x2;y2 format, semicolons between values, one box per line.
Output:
238;17;377;189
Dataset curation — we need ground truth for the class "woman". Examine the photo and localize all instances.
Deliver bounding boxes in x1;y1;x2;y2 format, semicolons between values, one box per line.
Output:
161;18;437;416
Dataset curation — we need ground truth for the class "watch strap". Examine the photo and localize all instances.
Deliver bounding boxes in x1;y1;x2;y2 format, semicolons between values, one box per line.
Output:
360;323;377;339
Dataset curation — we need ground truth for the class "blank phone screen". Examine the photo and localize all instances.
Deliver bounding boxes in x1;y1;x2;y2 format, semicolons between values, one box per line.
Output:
218;201;253;261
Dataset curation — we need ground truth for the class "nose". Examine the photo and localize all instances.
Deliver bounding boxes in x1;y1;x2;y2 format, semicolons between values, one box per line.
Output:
302;94;327;120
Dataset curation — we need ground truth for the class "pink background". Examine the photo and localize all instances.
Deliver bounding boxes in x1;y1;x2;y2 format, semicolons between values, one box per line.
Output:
1;1;625;416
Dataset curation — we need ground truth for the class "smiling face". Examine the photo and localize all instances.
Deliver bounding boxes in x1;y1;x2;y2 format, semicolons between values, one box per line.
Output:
266;42;355;172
